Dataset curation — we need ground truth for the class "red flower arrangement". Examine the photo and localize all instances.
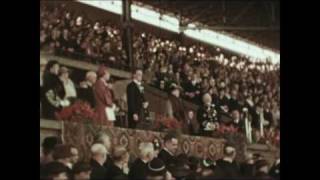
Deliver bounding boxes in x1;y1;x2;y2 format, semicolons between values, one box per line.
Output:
154;115;182;130
55;100;98;123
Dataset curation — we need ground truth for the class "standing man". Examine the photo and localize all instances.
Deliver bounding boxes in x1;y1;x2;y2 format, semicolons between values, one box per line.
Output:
127;68;146;129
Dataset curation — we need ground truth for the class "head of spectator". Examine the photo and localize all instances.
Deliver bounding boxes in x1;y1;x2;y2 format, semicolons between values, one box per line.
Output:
45;60;60;75
43;161;69;180
95;133;112;152
163;133;179;155
169;84;181;98
202;93;212;106
91;143;108;166
41;136;62;165
71;162;92;180
146;158;168;180
231;110;241;123
138;142;155;163
255;159;270;174
53;144;73;169
112;145;130;170
244;153;254;165
97;66;110;82
59;66;70;81
132;68;143;83
40;58;48;74
223;144;237;162
85;71;97;85
253;153;264;162
70;146;79;165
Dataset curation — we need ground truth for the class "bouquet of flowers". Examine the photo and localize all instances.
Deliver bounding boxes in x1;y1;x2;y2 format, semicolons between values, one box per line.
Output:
154;115;181;131
55;100;98;123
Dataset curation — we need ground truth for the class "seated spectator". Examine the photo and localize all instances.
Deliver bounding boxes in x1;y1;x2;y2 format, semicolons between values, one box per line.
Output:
269;157;280;180
41;136;63;166
129;142;155;180
170;154;190;180
255;159;273;179
52;144;74;170
109;146;130;180
78;71;97;107
59;66;77;102
70;146;79;165
90;143;108;180
197;93;219;136
146;158;168;180
42;161;70;180
158;133;179;169
187;156;202;180
199;158;216;178
240;153;255;178
71;162;92;180
214;144;241;178
94;132;114;170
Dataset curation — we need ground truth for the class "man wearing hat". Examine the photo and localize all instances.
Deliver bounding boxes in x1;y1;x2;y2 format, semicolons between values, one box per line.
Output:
146;158;169;180
165;83;189;133
93;66;116;126
71;162;92;180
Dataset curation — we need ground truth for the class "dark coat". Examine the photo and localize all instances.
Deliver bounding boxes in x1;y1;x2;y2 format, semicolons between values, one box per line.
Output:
90;159;108;180
107;163;128;180
213;159;241;179
158;149;176;169
78;85;95;107
93;79;114;123
128;158;148;180
42;73;65;119
240;163;256;177
103;155;114;170
255;171;274;179
269;162;280;180
228;98;241;112
127;81;145;129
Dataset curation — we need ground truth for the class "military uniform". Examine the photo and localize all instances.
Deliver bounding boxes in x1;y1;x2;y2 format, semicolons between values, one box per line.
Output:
197;103;219;136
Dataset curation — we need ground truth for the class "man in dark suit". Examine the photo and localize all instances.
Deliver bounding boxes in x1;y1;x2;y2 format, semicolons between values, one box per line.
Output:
127;68;146;129
90;144;109;180
214;144;241;179
158;133;179;171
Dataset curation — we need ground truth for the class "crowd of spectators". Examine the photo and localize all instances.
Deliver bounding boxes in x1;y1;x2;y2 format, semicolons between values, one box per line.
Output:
40;133;280;180
40;3;280;144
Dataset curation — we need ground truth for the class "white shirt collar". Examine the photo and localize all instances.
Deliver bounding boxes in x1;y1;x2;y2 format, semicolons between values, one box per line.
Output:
133;79;141;86
163;147;174;156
